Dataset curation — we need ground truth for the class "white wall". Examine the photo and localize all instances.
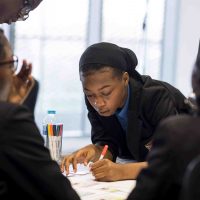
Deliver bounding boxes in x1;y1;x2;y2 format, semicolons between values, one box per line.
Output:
176;0;200;96
162;0;200;96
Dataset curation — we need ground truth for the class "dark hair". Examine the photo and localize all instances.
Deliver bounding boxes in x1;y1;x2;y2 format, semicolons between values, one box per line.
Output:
196;42;200;114
195;41;200;70
79;42;141;80
30;0;43;10
192;40;200;114
80;63;125;79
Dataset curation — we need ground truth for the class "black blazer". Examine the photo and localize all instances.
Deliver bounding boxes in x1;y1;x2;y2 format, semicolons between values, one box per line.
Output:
85;75;189;161
0;102;80;200
127;114;200;200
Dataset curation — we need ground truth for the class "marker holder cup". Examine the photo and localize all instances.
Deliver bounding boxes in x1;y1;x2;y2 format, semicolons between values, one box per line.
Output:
44;123;63;163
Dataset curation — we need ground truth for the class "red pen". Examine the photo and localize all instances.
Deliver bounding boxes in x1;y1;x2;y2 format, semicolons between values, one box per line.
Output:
99;145;108;160
87;145;108;170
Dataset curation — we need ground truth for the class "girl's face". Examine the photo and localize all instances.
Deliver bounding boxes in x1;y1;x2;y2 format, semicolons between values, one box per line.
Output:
80;67;129;117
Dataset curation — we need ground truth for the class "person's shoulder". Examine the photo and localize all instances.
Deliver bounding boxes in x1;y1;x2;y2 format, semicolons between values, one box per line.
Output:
137;76;185;103
130;75;167;94
139;75;180;91
0;102;19;116
147;78;185;99
153;114;200;155
129;76;172;109
159;114;193;126
130;75;174;103
0;102;33;121
156;114;197;139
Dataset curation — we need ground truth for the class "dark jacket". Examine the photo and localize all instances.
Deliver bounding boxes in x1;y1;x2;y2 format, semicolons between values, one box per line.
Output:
127;114;200;200
23;78;39;114
0;102;80;200
85;75;189;161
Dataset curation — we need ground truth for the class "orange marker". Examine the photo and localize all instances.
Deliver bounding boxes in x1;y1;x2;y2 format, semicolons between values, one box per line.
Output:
99;145;108;160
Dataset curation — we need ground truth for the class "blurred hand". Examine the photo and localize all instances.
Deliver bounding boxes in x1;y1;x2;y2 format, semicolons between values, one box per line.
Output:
60;144;99;175
8;60;35;104
90;159;121;182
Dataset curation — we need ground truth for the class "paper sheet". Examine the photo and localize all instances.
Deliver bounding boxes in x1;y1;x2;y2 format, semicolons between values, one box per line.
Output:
64;164;136;200
63;163;91;176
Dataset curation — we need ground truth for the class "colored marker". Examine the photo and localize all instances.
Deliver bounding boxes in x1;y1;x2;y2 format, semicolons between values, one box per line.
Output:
99;145;108;160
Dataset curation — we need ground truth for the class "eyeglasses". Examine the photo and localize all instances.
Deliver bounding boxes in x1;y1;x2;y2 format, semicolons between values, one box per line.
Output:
0;55;18;72
17;0;32;21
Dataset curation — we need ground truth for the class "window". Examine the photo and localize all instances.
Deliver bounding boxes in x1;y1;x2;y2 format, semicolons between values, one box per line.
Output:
14;0;89;136
102;0;165;77
13;0;165;137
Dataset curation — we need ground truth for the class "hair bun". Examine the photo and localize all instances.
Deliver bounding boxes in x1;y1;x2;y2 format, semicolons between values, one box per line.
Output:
121;47;138;69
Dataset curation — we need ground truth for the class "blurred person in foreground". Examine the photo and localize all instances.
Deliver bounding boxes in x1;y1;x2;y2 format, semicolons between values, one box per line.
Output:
0;28;80;199
0;0;43;24
0;27;39;113
127;40;200;200
0;0;43;112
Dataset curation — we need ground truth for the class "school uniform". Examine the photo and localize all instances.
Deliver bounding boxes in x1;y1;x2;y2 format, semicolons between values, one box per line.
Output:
0;102;80;200
85;75;189;161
